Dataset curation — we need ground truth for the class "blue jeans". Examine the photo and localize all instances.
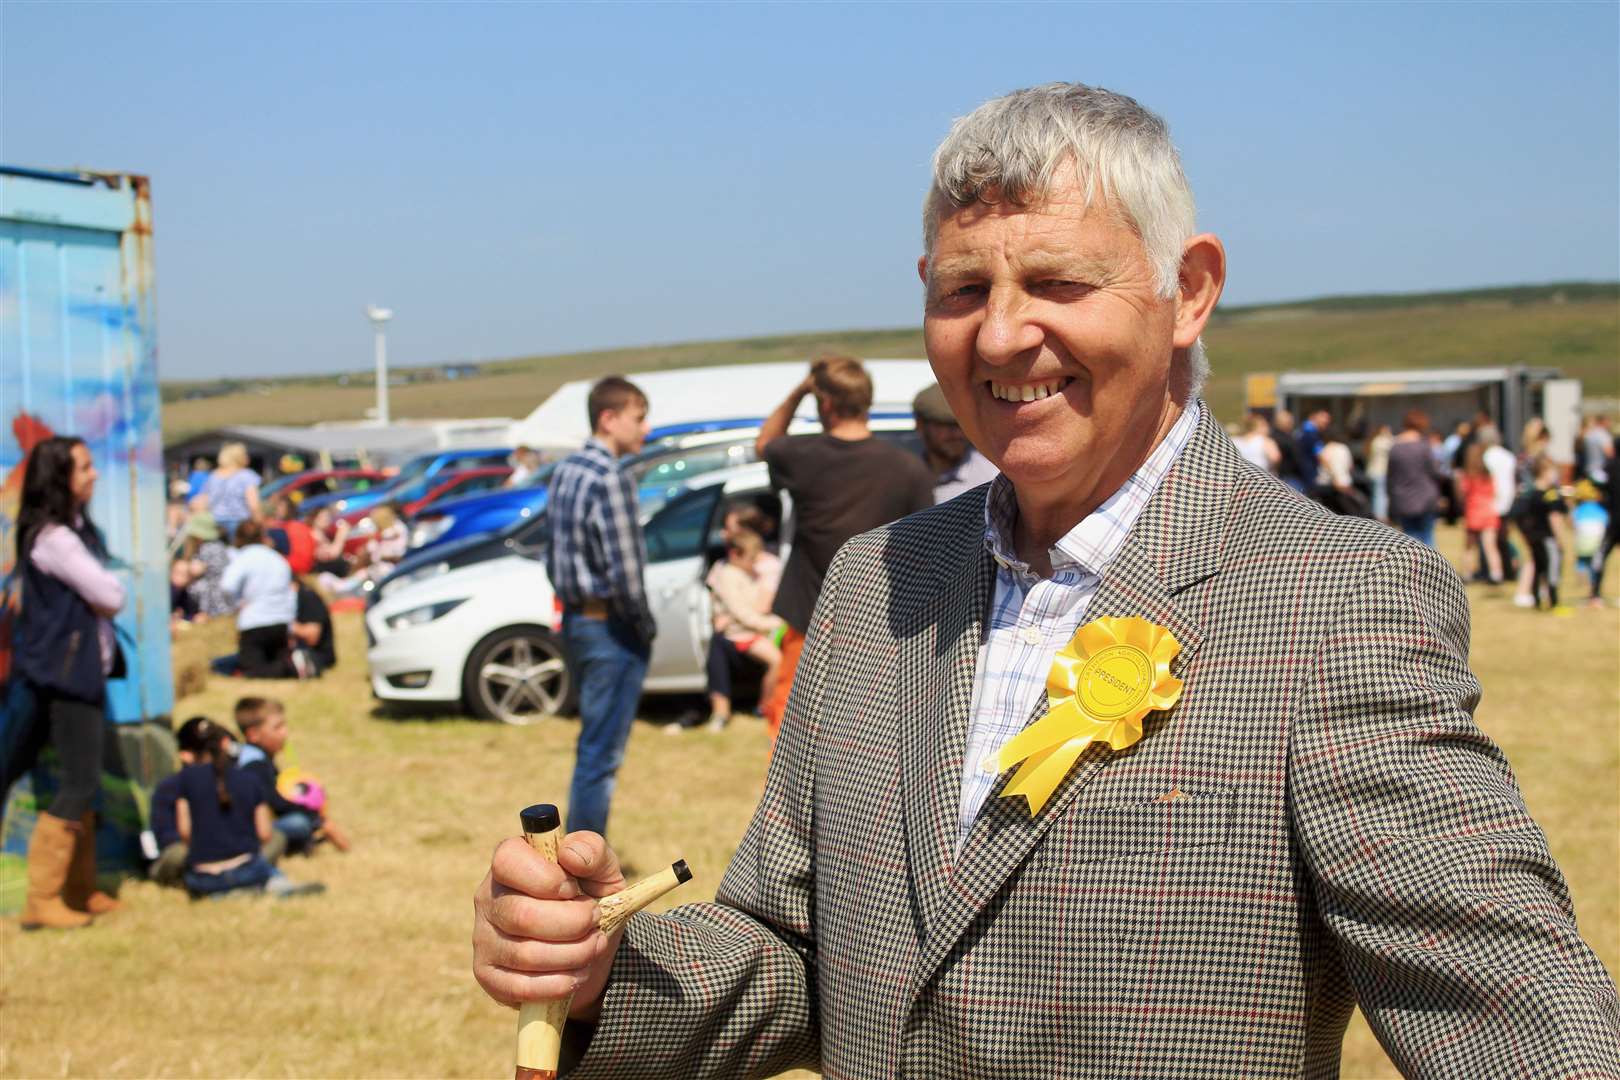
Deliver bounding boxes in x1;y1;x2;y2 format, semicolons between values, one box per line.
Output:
185;853;273;897
562;613;650;838
1396;512;1437;546
275;811;318;852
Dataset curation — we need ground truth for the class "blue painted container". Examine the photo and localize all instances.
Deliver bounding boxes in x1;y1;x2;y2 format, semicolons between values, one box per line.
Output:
1;166;174;906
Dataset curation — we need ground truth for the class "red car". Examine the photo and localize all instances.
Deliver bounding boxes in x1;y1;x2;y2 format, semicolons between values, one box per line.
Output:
340;467;513;554
261;468;389;507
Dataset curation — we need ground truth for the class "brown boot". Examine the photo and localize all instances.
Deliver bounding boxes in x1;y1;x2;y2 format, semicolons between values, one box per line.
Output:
64;813;122;916
21;813;93;930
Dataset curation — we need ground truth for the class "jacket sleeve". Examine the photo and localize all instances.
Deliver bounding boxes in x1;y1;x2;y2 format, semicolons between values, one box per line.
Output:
1290;540;1620;1076
565;546;847;1079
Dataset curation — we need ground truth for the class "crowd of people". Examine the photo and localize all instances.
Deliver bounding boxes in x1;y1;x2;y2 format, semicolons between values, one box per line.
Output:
1231;407;1617;610
165;441;421;678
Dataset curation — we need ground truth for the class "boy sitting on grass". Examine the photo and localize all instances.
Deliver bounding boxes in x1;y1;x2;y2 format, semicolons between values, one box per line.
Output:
233;696;351;855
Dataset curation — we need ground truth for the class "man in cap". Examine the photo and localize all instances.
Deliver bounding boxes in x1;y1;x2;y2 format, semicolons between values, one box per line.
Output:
473;83;1618;1077
913;381;999;503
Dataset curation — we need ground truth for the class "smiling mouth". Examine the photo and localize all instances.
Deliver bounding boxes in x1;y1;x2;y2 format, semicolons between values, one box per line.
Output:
987;377;1073;403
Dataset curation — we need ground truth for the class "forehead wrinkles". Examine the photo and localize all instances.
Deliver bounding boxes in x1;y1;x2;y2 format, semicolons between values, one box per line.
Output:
928;214;1130;286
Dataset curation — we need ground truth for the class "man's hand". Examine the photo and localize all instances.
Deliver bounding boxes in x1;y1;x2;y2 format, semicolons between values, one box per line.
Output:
473;831;628;1022
756;371;820;458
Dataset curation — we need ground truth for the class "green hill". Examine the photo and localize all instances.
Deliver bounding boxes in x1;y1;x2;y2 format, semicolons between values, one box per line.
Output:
160;283;1619;442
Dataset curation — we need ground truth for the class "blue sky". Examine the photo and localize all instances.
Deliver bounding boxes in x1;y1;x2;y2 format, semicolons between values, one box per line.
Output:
4;2;1616;380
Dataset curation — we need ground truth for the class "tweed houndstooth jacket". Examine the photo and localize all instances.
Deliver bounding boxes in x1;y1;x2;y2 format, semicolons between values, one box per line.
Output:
568;407;1620;1079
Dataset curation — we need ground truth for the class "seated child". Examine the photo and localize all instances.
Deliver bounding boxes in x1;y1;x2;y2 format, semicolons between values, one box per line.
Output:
698;527;786;731
176;722;322;900
150;717;286;887
233;696;351;853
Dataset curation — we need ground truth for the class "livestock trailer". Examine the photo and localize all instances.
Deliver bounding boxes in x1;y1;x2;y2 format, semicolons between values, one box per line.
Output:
0;165;175;908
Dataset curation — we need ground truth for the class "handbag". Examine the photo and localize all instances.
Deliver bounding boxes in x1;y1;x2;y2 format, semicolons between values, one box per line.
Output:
0;567;42;798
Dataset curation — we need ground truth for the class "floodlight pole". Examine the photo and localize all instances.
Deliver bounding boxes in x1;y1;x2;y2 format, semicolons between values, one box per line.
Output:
366;304;394;425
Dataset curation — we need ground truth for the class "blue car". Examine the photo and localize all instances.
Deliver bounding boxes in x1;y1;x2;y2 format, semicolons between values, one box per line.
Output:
300;447;512;517
406;467;553;554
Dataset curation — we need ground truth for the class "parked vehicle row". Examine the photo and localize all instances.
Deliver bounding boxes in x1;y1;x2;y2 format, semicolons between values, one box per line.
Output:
366;418;922;724
367;462;782;722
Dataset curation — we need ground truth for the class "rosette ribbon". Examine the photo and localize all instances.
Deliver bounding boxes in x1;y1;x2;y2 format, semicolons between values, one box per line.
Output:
989;615;1184;816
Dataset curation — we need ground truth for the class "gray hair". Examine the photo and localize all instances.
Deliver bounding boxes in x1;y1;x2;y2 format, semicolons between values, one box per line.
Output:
923;82;1209;396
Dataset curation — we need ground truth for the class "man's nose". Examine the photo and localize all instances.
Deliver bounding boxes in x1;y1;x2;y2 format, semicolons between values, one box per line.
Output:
975;288;1041;365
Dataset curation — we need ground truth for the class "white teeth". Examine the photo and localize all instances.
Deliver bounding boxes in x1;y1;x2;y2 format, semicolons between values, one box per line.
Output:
990;379;1066;402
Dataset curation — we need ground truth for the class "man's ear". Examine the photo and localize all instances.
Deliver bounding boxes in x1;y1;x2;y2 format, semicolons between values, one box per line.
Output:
917;255;929;286
1171;234;1226;350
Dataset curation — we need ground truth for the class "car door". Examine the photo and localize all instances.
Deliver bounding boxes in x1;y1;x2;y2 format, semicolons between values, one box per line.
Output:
642;485;723;688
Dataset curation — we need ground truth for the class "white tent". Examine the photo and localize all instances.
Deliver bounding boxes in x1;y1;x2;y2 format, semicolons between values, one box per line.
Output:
506;359;938;453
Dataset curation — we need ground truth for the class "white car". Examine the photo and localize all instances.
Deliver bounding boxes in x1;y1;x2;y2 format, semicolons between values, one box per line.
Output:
366;462;782;724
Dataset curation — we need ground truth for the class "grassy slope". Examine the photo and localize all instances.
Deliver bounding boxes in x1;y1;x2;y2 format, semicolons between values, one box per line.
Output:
0;527;1614;1078
160;290;1620;443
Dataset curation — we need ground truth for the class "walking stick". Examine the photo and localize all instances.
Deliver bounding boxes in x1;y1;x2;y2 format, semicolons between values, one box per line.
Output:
513;804;692;1080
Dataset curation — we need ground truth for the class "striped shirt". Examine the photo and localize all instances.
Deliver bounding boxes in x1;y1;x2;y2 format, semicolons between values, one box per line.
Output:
956;402;1201;848
546;438;656;642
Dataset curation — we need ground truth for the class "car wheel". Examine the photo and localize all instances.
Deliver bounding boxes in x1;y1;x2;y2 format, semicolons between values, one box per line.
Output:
463;625;573;725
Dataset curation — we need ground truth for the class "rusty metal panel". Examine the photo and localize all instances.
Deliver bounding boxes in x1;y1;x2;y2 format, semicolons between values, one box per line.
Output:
1;167;173;726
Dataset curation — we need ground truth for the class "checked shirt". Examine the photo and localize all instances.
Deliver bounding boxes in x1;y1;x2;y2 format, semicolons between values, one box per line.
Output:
958;402;1199;846
545;437;655;641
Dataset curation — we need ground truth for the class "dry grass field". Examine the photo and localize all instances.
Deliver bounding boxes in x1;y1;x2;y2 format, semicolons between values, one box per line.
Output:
1;525;1616;1079
160;293;1620;442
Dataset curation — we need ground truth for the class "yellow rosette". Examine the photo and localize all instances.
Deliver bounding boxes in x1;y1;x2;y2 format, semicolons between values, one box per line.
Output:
989;615;1184;816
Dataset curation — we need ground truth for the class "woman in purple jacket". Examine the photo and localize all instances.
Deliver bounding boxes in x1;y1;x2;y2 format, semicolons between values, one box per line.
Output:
10;437;127;930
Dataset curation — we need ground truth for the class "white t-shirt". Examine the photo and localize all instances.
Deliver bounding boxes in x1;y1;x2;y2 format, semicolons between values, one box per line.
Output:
1483;445;1517;515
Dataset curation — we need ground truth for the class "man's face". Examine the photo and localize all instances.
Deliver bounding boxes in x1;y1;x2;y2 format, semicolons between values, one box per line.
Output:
599;402;650;457
919;418;969;465
919;172;1182;500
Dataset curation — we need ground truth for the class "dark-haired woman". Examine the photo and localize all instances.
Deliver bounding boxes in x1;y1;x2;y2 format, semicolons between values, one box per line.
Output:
10;436;126;929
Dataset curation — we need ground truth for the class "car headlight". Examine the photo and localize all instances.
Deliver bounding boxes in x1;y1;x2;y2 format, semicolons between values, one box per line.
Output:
410;516;453;549
384;598;466;631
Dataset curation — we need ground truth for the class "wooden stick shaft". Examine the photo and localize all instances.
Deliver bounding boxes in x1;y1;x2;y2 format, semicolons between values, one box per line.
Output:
515;812;569;1080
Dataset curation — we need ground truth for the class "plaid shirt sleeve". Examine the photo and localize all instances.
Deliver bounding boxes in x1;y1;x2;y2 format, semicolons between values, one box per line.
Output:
1292;540;1620;1071
590;462;656;642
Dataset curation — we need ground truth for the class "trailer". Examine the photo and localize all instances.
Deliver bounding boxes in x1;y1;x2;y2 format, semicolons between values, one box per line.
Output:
1247;366;1583;459
0;165;175;908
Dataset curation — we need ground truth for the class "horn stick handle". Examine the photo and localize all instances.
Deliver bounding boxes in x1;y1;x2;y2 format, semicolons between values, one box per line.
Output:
512;804;693;1080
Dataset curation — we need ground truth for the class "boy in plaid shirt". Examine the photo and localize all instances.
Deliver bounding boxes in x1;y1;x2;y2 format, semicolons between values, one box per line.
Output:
545;376;654;838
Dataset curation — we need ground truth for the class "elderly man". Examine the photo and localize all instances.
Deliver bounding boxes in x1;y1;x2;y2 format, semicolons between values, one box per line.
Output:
474;83;1618;1077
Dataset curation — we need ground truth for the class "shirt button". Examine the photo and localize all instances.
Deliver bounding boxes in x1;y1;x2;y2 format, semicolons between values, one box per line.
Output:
1020;626;1043;646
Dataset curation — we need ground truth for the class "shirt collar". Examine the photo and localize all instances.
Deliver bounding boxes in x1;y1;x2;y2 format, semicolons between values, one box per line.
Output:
584;437;618;460
983;401;1201;578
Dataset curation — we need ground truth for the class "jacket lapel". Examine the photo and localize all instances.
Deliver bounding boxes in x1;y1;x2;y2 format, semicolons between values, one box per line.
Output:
897;533;995;941
909;406;1237;994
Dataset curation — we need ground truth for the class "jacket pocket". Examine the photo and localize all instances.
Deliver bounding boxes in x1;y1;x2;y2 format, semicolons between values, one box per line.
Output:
1030;786;1235;868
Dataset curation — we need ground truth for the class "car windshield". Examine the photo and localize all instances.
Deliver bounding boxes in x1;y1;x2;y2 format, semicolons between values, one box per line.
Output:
260;474;299;498
388;456;435;488
524;462;559;488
